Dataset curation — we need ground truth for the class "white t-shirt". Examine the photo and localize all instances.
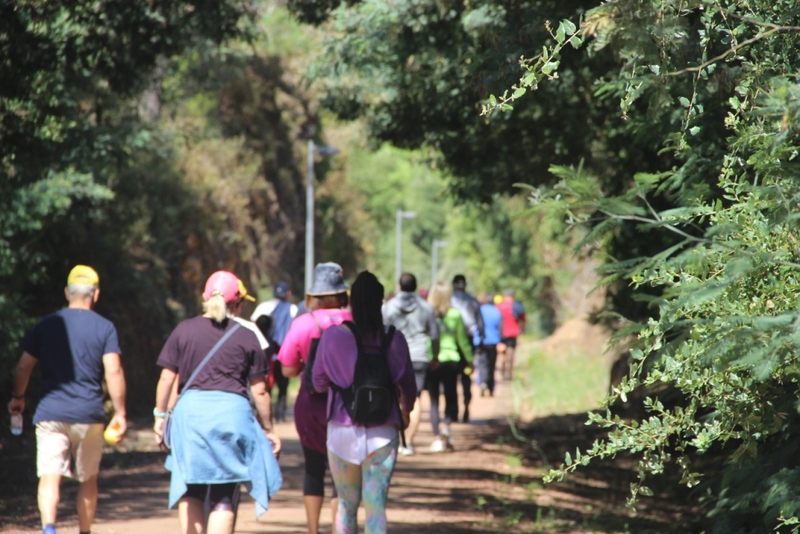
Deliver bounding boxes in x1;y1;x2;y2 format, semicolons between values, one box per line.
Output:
233;317;269;351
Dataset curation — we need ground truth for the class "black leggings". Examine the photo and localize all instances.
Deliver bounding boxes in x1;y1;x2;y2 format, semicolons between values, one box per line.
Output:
184;483;239;512
303;445;338;498
426;361;460;435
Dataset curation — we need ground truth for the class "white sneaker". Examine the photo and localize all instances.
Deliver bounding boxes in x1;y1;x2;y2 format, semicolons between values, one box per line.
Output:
398;445;415;456
429;438;446;453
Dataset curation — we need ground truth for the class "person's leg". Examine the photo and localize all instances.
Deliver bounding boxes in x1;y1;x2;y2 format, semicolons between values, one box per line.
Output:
442;362;460;430
485;345;498;394
476;347;489;394
406;394;423;445
426;369;442;437
178;495;206;534
205;483;238;534
505;339;517;380
36;421;73;530
404;362;427;450
302;446;328;534
361;437;398;534
38;474;61;528
328;449;362;534
71;423;104;533
76;476;98;532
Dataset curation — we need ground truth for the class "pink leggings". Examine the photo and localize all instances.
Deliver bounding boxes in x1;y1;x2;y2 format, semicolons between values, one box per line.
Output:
328;437;398;534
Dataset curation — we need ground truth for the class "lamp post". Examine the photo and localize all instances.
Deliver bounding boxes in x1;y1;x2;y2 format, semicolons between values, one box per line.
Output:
431;239;447;288
395;209;417;285
305;140;339;293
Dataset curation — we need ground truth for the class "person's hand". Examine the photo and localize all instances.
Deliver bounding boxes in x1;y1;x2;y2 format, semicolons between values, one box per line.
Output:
7;397;24;416
428;358;440;371
107;413;127;445
153;417;168;451
265;429;282;459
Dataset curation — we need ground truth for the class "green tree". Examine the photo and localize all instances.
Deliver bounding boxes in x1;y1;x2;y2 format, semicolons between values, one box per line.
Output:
489;0;800;531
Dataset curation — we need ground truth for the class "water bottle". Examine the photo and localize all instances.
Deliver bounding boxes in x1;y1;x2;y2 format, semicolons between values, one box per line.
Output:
10;414;23;436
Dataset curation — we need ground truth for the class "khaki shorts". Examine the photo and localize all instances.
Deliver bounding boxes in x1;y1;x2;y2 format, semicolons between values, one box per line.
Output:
36;421;105;481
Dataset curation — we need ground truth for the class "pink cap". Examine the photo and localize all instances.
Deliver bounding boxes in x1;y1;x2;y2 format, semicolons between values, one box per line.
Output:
203;271;241;303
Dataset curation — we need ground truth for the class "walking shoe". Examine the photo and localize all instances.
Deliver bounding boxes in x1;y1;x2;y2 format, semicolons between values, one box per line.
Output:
43;525;57;534
429;438;447;453
440;428;455;450
398;444;416;456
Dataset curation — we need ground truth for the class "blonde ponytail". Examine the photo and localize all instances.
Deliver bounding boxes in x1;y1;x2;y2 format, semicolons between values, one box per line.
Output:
202;292;229;323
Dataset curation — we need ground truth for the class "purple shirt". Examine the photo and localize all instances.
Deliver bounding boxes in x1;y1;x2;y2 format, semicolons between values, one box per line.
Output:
157;316;267;399
277;308;352;452
312;324;416;429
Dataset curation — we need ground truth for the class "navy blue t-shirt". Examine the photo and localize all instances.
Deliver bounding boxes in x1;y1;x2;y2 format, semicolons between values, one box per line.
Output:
22;308;121;424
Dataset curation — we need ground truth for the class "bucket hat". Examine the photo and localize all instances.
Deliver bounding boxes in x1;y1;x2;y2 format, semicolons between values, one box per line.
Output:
307;262;349;296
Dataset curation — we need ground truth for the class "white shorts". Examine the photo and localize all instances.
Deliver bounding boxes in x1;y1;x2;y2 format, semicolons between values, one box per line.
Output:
36;421;105;481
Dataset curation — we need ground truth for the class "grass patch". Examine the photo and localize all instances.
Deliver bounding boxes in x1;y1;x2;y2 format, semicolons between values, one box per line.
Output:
512;336;610;419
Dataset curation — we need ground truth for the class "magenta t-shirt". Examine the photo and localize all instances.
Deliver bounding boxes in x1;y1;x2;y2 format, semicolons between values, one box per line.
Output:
278;308;352;452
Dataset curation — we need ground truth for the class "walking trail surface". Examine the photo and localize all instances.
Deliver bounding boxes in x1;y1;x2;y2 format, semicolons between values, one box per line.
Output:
2;377;523;534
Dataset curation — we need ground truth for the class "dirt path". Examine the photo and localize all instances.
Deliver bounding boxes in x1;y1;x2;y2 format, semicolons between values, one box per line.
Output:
2;378;519;534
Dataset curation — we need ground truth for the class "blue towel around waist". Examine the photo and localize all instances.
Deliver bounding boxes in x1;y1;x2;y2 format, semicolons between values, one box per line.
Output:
164;389;281;517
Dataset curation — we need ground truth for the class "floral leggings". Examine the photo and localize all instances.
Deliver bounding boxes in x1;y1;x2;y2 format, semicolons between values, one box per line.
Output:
328;437;399;534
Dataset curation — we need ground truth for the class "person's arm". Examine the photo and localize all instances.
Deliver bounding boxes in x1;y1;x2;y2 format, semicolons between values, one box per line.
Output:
153;367;177;449
251;377;281;456
473;301;485;343
454;314;474;363
102;352;127;443
277;319;303;377
395;335;417;412
7;352;37;416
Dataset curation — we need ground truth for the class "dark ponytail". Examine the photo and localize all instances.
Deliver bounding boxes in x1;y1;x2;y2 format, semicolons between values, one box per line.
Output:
350;270;385;337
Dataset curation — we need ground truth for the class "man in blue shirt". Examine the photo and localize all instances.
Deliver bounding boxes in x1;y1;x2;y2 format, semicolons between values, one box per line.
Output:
475;293;503;397
7;265;127;534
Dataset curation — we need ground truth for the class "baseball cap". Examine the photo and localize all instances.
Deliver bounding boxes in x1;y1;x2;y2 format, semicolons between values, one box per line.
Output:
203;271;241;304
67;265;100;287
237;279;256;302
274;281;290;298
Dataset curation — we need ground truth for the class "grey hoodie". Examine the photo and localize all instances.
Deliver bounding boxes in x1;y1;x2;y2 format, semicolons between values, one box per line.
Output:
383;291;440;363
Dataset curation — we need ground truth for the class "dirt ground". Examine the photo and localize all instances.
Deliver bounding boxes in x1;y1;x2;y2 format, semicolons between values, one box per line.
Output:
0;365;700;534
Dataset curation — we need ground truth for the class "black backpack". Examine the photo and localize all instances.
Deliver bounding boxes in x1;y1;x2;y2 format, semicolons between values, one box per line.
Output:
330;321;396;425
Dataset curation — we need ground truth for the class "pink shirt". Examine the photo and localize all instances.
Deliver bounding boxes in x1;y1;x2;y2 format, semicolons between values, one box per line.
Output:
277;307;352;452
277;308;353;368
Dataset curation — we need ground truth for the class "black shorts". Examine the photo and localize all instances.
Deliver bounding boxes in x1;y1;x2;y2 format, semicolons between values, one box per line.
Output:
501;337;517;348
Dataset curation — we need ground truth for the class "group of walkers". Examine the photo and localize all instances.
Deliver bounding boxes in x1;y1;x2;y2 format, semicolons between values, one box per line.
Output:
7;262;525;534
383;273;526;456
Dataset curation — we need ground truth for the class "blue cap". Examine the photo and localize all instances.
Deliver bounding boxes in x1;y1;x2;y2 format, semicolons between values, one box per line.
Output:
274;281;290;298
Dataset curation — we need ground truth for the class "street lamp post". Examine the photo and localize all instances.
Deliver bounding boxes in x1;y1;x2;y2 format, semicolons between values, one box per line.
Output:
431;239;447;288
305;140;339;293
395;209;417;285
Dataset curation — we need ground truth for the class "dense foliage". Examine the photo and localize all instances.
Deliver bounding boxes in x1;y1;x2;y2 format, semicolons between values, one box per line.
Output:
484;0;800;531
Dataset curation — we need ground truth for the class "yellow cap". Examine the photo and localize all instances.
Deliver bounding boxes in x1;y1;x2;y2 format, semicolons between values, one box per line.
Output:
237;279;256;302
493;294;503;305
67;265;99;287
